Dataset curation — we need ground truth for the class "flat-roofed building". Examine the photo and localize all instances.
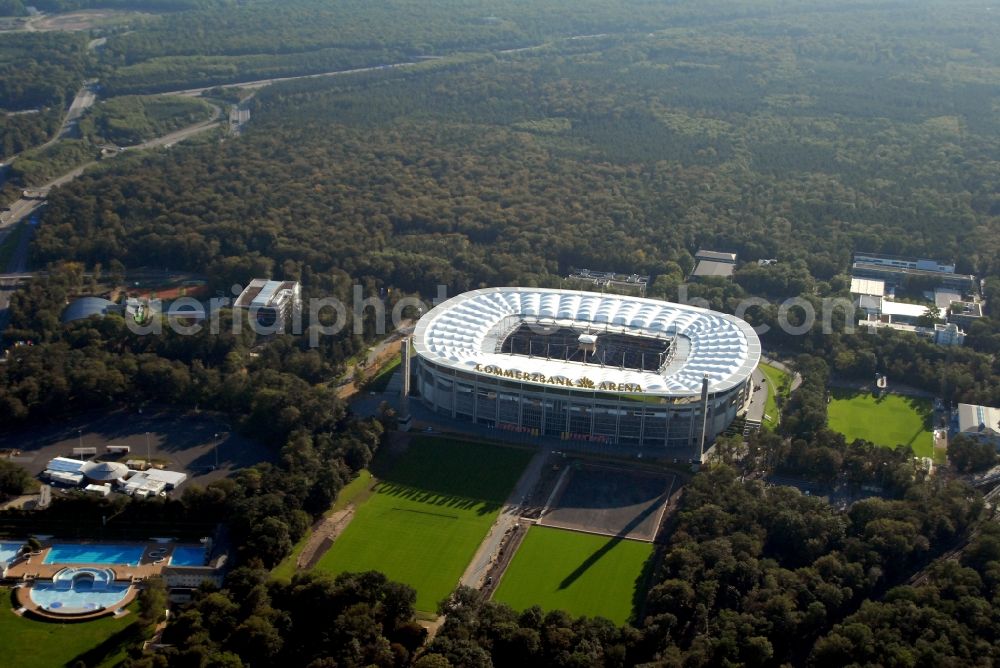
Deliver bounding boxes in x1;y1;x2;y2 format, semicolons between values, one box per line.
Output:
948;300;984;328
850;277;886;297
234;279;301;329
851;253;975;291
854;253;955;274
691;250;737;280
956;403;1000;447
880;300;934;325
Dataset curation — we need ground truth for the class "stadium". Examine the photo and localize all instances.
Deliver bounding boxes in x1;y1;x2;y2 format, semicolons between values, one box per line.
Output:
411;287;761;457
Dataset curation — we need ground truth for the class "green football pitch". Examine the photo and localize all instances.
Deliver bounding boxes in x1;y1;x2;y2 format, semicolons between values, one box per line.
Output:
314;436;532;613
493;526;653;624
827;390;934;458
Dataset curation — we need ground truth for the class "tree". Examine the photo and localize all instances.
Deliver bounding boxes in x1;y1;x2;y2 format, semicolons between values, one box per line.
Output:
948;434;998;473
0;460;33;500
139;577;168;626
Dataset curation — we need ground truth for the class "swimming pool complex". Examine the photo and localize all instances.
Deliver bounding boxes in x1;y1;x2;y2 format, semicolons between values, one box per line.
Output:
29;568;131;614
170;545;207;566
0;541;23;563
43;543;146;566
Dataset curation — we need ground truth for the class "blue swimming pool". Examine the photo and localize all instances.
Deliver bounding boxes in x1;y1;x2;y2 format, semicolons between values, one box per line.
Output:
0;541;23;564
30;568;131;614
43;543;146;566
169;545;206;567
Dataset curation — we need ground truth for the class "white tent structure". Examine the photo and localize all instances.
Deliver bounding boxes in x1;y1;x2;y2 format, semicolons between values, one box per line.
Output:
81;460;130;483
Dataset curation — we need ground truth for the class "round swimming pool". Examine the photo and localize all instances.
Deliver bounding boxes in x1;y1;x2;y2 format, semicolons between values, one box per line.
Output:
29;567;131;615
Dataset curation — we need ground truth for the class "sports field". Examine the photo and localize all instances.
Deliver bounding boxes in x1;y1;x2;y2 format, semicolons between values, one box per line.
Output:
314;437;531;613
827;390;934;457
493;526;653;624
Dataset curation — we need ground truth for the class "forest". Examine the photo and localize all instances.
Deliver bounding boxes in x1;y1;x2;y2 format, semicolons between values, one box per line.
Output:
1;0;999;665
77;94;214;145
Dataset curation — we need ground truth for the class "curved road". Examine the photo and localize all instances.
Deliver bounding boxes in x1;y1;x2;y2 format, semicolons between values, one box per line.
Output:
0;104;223;335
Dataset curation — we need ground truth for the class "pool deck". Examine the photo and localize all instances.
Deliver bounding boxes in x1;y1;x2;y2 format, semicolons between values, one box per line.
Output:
14;582;138;622
4;542;200;582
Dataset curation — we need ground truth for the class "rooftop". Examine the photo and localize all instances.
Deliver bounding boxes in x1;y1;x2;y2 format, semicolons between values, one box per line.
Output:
413;287;761;397
62;297;118;323
695;250;737;263
691;260;735;278
850;277;886;297
881;300;933;319
234;279;299;309
957;403;1000;437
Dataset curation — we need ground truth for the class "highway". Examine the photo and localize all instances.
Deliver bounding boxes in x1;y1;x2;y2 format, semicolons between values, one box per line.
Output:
162;61;422;97
155;32;615;98
0;105;223;338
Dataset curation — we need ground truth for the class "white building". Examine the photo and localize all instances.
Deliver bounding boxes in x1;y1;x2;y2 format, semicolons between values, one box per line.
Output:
234;279;302;329
857;294;966;346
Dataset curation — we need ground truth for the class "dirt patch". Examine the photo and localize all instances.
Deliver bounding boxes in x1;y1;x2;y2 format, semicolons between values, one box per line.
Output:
297;507;356;571
131;283;210;301
34;10;152;31
481;521;528;599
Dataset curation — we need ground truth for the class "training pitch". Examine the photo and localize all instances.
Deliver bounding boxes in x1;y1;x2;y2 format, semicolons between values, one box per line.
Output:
493;525;653;624
313;437;531;613
539;463;675;542
827;390;934;458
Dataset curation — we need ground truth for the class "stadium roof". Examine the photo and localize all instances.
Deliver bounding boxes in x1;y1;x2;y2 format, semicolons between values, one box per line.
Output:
413;287;761;397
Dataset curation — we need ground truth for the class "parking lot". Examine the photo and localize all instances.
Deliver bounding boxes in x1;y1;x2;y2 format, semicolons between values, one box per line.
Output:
0;407;274;487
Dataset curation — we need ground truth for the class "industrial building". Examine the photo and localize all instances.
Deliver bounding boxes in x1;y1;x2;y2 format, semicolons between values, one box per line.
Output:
411;287;760;459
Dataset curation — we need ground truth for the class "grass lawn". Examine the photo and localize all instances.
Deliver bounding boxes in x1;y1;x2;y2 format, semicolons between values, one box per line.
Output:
314;437;532;613
271;469;374;581
760;362;791;429
827;390;934;458
0;594;140;668
493;526;653;624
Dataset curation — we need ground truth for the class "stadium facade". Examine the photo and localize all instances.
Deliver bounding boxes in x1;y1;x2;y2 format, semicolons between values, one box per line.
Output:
411;287;761;457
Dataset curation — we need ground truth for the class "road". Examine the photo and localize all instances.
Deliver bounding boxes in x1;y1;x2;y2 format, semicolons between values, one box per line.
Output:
156;32;615;98
123;103;222;151
336;320;414;400
58;81;98;140
457;447;551;590
0;105;224;339
19;81;100;160
162;61;423;97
